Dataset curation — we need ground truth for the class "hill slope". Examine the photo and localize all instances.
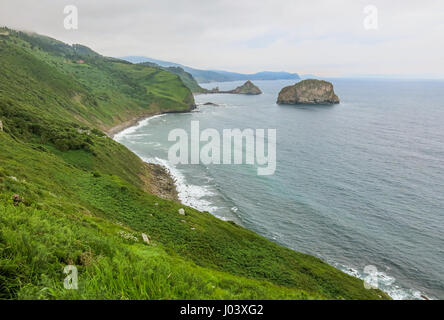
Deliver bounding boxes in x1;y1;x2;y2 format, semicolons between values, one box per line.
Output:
0;30;195;133
0;28;389;300
140;62;208;93
122;56;301;83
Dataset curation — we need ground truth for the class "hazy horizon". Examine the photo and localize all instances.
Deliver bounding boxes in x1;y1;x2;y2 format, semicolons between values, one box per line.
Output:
1;0;443;78
120;55;444;80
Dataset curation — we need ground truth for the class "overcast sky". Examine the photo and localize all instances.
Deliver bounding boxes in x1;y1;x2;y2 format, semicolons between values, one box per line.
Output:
1;0;443;77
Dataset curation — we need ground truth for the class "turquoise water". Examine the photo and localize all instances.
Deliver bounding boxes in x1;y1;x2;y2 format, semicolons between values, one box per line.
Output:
115;79;444;299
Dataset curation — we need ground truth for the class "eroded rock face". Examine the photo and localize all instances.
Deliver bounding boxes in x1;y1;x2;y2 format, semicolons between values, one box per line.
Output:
277;79;339;105
143;163;178;202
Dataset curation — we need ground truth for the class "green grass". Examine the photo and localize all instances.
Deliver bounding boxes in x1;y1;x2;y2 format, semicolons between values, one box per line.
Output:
140;63;208;93
1;200;323;300
0;27;390;300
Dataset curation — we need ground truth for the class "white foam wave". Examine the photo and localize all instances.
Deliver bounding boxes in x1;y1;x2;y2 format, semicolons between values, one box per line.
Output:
135;142;162;147
112;115;222;216
114;114;165;141
128;133;152;138
142;157;218;214
338;263;431;300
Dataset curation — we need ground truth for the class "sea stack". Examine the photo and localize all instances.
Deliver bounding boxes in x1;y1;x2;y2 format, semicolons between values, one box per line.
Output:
277;79;339;105
229;81;262;95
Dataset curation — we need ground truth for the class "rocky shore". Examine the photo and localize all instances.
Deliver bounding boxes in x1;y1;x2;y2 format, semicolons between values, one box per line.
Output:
143;163;179;202
106;113;181;202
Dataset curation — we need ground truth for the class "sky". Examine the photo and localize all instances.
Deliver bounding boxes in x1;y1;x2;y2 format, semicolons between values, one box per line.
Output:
1;0;443;78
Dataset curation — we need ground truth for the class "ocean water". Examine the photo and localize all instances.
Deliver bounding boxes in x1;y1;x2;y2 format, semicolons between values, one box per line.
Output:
115;79;444;300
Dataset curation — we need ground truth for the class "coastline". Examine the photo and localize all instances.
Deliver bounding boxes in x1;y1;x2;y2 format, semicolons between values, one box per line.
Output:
107;108;220;215
106;100;196;138
106;111;185;203
105;103;429;301
106;111;165;139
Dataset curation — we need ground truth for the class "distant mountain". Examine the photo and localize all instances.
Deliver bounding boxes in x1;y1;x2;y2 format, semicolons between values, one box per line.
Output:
121;56;300;83
124;56;181;67
301;74;321;80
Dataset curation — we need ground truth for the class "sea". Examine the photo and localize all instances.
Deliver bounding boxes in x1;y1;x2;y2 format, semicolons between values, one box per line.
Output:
114;78;444;300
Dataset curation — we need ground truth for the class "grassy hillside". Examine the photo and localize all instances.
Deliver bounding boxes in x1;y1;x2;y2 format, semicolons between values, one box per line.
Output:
140;62;208;93
0;29;194;132
0;28;389;300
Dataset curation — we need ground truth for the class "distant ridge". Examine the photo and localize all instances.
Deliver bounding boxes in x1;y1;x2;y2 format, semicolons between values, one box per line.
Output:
121;56;300;83
139;62;207;93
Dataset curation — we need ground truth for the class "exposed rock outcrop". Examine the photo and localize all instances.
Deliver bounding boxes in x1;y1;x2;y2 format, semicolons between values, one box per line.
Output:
206;81;262;95
141;233;151;244
12;194;24;206
277;79;339;105
228;80;262;95
142;163;178;202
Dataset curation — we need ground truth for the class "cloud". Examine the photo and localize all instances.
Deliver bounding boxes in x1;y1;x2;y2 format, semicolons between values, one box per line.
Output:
1;0;443;77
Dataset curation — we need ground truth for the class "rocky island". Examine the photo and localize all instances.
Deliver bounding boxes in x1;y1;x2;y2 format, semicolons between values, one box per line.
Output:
228;80;262;95
277;79;339;104
207;80;262;95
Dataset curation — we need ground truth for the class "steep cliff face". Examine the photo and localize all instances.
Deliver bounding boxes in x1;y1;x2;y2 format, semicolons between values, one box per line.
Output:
277;79;340;104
